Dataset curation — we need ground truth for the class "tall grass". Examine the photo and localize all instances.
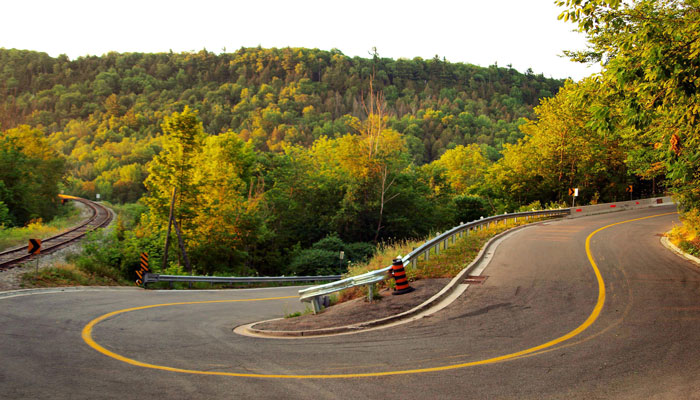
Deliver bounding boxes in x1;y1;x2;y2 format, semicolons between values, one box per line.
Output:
0;204;82;251
21;263;128;287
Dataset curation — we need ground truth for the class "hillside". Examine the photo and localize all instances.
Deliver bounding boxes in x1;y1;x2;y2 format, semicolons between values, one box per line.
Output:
0;47;563;203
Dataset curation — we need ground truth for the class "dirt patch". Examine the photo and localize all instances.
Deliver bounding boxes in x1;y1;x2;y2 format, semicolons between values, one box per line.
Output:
255;278;449;331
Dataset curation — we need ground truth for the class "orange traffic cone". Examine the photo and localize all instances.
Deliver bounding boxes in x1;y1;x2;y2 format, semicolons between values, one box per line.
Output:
391;257;414;295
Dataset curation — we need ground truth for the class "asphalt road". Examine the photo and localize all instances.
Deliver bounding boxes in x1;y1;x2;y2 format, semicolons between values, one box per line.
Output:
1;205;699;399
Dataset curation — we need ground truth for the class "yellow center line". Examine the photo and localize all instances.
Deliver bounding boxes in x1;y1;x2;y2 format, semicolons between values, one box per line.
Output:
82;212;678;379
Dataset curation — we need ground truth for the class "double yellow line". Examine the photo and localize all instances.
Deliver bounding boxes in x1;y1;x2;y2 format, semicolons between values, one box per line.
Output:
82;212;677;379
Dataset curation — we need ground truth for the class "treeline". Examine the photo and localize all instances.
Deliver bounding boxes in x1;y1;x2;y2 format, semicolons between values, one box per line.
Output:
0;47;562;204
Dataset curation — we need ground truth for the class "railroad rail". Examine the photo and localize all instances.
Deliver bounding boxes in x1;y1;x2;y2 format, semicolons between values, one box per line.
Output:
0;195;113;271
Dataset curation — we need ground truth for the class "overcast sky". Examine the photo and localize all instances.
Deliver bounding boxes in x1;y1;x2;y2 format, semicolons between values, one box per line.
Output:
2;0;600;81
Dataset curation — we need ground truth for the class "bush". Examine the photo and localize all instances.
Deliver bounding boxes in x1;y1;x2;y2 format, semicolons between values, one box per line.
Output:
67;229;126;282
452;195;488;224
0;201;11;227
669;208;700;257
287;234;376;276
288;248;343;276
345;242;375;263
312;235;345;253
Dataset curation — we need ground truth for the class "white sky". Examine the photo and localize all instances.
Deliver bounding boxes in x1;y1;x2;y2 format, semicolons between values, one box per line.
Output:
1;0;599;81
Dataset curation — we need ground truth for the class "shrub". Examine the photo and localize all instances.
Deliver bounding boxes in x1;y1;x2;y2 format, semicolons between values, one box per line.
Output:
288;234;377;276
452;195;488;224
288;248;342;276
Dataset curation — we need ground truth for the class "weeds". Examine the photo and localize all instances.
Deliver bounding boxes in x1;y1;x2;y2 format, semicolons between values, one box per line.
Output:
21;263;127;287
0;204;82;251
668;209;700;257
284;305;314;318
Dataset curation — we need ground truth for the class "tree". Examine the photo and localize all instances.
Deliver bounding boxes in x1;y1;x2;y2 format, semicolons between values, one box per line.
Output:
143;107;205;269
188;131;268;275
433;144;490;195
487;80;629;209
557;0;700;209
0;126;66;226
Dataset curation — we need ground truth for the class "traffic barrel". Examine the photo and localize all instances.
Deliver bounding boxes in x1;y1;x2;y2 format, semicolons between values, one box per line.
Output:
391;257;414;295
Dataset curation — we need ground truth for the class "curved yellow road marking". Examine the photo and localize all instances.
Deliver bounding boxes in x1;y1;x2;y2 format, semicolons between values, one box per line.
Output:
82;212;677;379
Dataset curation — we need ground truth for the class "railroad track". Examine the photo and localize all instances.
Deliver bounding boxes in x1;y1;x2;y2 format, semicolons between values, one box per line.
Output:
0;195;113;271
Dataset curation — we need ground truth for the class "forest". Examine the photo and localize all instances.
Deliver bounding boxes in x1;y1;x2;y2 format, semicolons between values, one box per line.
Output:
1;0;698;279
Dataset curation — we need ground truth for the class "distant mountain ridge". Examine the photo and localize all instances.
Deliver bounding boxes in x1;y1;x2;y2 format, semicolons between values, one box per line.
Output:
0;47;563;203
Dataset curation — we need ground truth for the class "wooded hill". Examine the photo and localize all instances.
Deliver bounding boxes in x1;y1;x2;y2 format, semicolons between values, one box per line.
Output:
0;48;562;202
0;47;566;276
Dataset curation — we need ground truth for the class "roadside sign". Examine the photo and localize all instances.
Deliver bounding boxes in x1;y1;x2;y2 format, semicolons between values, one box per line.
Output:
569;188;579;197
96;193;101;200
135;252;150;286
626;185;633;193
28;239;41;255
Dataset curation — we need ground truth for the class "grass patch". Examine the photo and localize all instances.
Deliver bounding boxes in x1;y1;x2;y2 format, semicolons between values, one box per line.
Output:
0;203;82;251
284;305;315;319
21;263;128;288
668;209;700;257
338;215;551;302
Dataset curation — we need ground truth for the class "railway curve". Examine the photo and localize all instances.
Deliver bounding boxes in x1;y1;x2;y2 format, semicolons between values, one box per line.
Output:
0;195;113;271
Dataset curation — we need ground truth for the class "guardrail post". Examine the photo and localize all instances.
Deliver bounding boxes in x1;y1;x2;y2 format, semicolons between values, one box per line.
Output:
367;283;374;302
311;297;321;314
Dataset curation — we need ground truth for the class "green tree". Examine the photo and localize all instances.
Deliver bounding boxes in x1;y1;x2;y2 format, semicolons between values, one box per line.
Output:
487;80;629;209
433;144;490;195
557;0;700;209
143;106;205;267
188;131;268;275
0;126;66;225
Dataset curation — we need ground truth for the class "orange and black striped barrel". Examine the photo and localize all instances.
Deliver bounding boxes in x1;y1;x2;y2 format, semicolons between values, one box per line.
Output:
391;258;414;295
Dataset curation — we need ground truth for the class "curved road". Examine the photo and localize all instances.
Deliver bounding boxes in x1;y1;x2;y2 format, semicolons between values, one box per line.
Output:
1;205;699;399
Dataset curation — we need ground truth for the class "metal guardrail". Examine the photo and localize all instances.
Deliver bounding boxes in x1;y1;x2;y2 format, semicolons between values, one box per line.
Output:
299;208;571;313
143;273;342;286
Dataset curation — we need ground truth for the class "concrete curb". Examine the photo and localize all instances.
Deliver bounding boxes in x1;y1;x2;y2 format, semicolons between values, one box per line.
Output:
660;235;700;266
239;221;545;338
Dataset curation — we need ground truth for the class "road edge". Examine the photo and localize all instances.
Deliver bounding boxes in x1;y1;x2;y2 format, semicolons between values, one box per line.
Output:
238;221;544;338
660;235;700;266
